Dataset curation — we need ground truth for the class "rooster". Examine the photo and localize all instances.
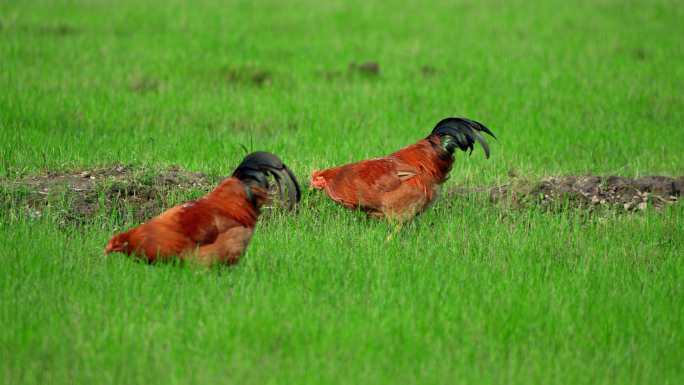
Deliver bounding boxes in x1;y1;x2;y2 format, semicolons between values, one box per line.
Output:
105;152;300;265
310;117;495;222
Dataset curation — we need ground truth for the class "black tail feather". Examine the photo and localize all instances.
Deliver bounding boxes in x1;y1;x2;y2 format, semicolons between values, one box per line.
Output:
232;151;301;209
430;117;496;158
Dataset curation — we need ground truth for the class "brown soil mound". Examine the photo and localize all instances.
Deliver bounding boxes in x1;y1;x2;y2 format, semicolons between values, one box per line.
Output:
1;165;218;225
3;167;682;226
486;175;683;211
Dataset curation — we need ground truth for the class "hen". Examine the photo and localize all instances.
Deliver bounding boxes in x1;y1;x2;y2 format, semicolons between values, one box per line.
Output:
105;151;300;265
310;117;495;221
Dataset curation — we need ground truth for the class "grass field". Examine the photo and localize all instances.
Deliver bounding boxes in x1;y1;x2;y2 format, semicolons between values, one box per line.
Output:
1;0;683;384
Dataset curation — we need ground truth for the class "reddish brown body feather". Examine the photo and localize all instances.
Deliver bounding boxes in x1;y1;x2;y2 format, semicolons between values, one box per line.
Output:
105;178;266;265
311;136;453;221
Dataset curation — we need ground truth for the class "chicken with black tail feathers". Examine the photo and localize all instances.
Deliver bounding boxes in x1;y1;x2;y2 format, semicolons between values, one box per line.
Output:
311;117;495;221
105;151;300;265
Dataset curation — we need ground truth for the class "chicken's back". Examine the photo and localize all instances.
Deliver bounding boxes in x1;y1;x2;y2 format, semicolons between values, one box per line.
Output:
109;178;261;262
310;137;455;220
389;137;454;185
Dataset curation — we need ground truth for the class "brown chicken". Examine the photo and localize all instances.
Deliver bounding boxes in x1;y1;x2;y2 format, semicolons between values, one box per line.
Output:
105;152;300;265
310;117;495;222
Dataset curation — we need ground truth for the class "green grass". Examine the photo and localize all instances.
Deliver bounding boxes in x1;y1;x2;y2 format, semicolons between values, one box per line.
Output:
1;0;683;384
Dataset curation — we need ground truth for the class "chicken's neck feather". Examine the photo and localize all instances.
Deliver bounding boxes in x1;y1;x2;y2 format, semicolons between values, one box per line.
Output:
390;138;454;182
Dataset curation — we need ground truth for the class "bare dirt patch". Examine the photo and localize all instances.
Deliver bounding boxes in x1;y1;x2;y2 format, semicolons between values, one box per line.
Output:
452;174;683;212
1;165;218;225
5;22;80;37
3;168;681;226
128;74;161;94
318;61;381;81
420;65;437;77
222;65;273;87
348;61;380;77
37;23;78;36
